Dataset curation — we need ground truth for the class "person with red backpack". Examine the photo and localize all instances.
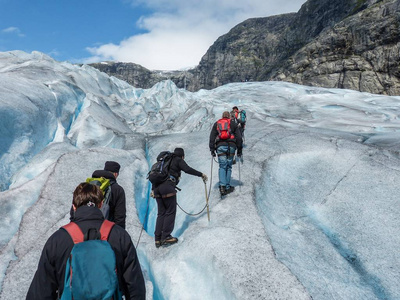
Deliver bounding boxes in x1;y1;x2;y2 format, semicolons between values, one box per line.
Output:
209;111;243;196
27;182;146;300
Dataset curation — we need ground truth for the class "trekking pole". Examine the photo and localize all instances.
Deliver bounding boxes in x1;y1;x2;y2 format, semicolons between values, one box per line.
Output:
136;225;144;249
205;157;213;222
238;155;242;192
204;181;210;222
136;189;151;248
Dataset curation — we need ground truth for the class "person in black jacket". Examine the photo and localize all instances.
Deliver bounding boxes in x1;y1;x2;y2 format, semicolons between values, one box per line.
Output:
95;161;127;229
151;148;207;248
71;161;127;228
27;182;146;299
209;111;243;196
231;106;246;137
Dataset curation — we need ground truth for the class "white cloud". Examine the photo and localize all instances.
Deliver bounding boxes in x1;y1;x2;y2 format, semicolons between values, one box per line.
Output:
85;0;306;70
2;27;25;37
47;49;61;57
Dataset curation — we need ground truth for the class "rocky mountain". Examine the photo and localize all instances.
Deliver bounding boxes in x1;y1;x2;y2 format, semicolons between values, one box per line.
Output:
274;0;400;95
90;0;400;95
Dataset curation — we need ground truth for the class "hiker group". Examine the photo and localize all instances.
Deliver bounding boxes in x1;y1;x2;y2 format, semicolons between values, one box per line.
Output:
149;106;246;247
209;107;245;196
27;106;246;299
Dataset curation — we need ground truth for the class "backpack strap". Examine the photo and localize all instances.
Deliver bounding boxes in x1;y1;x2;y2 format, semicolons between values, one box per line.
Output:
103;185;112;205
63;220;115;243
62;222;84;244
99;219;115;241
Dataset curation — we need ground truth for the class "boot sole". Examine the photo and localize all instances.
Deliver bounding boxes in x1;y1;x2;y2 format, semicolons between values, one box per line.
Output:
162;241;178;247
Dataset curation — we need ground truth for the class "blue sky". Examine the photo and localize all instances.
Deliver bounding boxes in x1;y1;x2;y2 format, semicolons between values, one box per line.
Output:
0;0;306;70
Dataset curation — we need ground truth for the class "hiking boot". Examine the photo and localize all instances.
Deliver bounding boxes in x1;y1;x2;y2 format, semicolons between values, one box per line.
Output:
155;241;161;248
225;186;235;195
162;236;178;246
219;186;226;196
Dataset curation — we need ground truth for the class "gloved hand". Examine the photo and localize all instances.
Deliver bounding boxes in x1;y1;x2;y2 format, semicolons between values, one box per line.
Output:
202;173;208;183
237;150;243;162
150;190;155;198
211;151;216;157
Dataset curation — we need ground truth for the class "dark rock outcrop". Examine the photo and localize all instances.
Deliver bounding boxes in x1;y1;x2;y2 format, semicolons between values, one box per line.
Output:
89;62;161;89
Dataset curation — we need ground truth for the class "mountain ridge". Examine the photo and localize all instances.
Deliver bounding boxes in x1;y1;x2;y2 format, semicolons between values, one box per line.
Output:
90;0;400;95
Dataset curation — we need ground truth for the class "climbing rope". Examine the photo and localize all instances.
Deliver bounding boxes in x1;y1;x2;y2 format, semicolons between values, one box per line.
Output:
136;158;214;247
177;201;207;216
177;157;213;220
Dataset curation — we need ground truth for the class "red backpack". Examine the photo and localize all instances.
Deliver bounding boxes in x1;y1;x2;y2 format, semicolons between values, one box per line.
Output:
216;118;235;140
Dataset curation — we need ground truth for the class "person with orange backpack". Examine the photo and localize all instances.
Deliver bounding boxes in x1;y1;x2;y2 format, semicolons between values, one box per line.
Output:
27;182;146;300
209;111;243;196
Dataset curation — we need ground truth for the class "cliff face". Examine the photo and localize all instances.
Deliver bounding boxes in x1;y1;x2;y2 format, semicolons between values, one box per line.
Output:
191;0;373;90
90;0;400;95
188;14;297;91
273;0;400;95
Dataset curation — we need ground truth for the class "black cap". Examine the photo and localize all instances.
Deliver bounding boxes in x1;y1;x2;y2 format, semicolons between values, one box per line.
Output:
174;148;185;158
104;161;121;173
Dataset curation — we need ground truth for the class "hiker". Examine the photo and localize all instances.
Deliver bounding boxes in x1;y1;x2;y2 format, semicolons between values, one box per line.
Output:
209;111;243;196
151;147;207;248
70;161;126;229
231;106;246;137
27;182;146;299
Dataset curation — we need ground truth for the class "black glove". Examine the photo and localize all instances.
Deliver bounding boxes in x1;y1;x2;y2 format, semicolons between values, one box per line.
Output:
237;149;242;157
211;151;216;157
201;173;208;183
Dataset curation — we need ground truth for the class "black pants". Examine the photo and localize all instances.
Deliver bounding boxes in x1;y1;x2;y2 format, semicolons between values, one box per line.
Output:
154;183;177;241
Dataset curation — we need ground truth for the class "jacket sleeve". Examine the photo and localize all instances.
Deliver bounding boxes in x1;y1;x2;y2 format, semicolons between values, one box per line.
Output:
178;158;202;177
119;231;146;300
26;235;60;299
209;122;218;151
112;184;126;229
